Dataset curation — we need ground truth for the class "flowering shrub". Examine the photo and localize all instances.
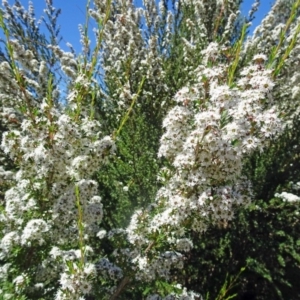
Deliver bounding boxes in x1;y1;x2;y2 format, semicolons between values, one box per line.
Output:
0;0;300;299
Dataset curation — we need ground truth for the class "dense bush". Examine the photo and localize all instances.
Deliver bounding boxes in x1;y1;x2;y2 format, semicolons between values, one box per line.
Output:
0;0;299;299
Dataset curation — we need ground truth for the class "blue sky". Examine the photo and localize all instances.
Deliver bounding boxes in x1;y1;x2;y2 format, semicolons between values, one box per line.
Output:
5;0;275;53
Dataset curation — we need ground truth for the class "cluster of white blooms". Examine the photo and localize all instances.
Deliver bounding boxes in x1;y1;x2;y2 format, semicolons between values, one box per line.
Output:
149;45;280;231
147;284;201;300
86;0;250;118
0;3;117;293
49;45;78;80
125;42;282;282
275;192;300;202
0;86;115;296
131;250;184;282
53;261;96;300
176;238;193;252
179;0;241;63
250;0;294;53
244;0;300;122
21;219;50;246
88;0;172;112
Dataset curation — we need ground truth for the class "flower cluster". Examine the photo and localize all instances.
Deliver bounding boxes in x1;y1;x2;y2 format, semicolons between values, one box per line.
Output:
244;0;300;122
0;2;116;295
146;285;201;300
125;43;282;282
154;45;281;231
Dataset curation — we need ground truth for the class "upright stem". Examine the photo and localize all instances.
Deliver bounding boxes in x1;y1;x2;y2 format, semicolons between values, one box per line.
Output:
75;185;85;268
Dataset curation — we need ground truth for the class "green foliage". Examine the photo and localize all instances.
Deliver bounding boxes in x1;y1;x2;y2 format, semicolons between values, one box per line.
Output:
244;117;300;201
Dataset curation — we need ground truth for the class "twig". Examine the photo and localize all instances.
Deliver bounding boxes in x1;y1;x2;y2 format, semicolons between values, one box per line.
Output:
109;276;130;300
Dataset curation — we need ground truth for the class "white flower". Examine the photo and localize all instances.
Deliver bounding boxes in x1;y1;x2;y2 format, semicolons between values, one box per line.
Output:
50;246;62;259
59;272;75;293
13;273;27;286
0;232;20;254
0;263;11;280
21;219;50;245
84;263;96;276
97;230;107;239
176;238;193;252
253;54;268;62
275;192;300;202
132;255;148;270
